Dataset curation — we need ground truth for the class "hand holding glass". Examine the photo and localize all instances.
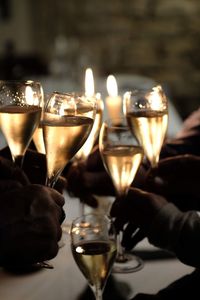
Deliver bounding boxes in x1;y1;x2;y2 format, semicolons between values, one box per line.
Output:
99;117;144;273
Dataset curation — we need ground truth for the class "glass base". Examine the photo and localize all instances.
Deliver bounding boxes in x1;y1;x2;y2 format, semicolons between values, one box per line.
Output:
112;253;144;273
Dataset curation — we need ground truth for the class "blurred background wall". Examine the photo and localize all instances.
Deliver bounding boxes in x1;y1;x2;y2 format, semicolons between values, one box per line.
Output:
0;0;200;119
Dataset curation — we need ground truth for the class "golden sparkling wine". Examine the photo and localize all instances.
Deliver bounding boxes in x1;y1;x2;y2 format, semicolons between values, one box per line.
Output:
101;145;143;196
0;105;41;159
72;240;117;291
43;115;93;181
127;110;168;167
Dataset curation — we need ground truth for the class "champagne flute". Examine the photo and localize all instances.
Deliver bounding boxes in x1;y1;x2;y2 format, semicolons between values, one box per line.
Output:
123;85;168;167
70;213;117;300
43;91;96;188
99;117;144;273
0;80;43;167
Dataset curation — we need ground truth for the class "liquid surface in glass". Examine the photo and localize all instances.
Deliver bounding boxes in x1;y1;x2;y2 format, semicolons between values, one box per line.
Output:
127;110;168;167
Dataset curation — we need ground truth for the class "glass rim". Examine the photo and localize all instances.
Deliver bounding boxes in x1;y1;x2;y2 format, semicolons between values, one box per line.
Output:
71;213;113;228
0;79;42;86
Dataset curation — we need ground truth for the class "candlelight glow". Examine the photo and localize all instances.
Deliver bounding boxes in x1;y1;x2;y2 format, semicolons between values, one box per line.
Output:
148;85;165;111
25;86;35;105
106;75;118;97
85;68;95;97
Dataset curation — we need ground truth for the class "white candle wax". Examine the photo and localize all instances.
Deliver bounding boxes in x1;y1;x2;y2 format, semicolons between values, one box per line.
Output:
105;95;122;121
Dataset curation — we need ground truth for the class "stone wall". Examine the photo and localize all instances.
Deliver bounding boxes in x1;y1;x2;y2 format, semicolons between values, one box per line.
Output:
1;0;200;117
32;0;200;118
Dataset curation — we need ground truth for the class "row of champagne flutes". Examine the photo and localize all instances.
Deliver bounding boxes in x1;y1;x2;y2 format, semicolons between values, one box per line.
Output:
71;84;168;299
0;80;97;188
0;77;168;299
0;78;97;270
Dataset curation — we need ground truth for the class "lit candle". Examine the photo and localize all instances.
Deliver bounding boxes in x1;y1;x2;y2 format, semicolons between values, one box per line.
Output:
106;75;122;122
85;67;95;97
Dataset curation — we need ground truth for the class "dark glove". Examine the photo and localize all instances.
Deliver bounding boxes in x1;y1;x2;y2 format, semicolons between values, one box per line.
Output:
0;184;65;266
110;188;167;250
145;154;200;211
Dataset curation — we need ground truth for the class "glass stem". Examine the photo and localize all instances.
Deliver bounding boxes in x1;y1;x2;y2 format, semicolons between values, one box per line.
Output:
14;155;24;169
94;288;103;300
79;200;85;216
116;231;128;263
45;176;56;188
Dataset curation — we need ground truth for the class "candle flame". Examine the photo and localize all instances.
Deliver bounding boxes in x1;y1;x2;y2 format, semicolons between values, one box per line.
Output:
85;68;95;97
106;75;118;97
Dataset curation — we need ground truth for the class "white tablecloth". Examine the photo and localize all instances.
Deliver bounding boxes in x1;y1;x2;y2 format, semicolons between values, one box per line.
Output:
0;194;194;300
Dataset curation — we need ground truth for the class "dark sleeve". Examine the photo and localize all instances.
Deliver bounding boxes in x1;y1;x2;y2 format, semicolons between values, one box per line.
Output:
156;269;199;299
160;107;200;158
147;203;200;268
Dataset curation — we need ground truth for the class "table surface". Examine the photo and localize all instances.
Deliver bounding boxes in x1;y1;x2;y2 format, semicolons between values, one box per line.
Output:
0;194;194;300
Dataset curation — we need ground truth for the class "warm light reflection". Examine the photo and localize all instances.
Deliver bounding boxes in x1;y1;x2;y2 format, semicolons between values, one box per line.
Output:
25;86;35;105
76;246;84;253
106;75;118;97
148;85;165;111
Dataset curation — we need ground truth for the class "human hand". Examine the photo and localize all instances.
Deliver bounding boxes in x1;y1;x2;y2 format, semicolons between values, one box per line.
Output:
0;155;30;193
0;184;65;266
0;146;67;193
65;146;115;207
145;154;200;211
110;187;167;250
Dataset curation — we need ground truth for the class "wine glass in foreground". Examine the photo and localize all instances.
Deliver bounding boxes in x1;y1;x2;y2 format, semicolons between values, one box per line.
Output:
123;85;168;167
99;117;144;273
43;92;96;188
70;213;117;300
0;80;43;167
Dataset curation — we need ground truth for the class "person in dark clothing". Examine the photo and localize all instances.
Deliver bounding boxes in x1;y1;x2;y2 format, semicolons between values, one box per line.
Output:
0;152;65;268
65;106;200;299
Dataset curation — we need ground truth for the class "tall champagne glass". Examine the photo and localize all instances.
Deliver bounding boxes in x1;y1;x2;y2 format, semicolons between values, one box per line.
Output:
70;213;117;300
0;80;43;167
99;117;144;273
43;92;96;188
123;85;168;167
